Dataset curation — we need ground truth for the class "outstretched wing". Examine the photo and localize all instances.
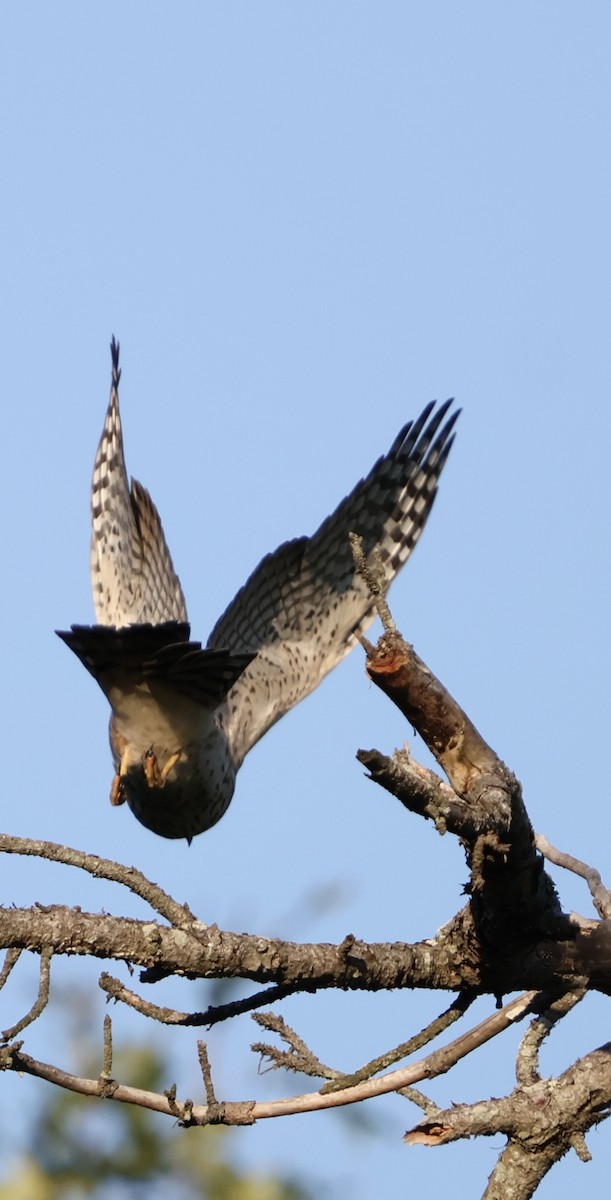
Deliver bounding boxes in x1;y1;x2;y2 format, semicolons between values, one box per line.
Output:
90;338;187;627
208;400;459;766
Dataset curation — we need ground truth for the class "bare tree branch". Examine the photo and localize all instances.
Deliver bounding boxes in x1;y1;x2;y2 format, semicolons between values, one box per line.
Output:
1;566;607;1196
252;1011;337;1081
0;949;21;992
535;833;611;920
0;991;539;1124
0;902;488;993
321;990;476;1093
1;946;52;1041
407;1041;611;1200
0;835;201;930
99;971;310;1026
349;531;398;634
515;990;585;1087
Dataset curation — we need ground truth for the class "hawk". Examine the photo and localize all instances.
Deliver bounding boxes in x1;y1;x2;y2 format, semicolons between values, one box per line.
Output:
58;340;459;841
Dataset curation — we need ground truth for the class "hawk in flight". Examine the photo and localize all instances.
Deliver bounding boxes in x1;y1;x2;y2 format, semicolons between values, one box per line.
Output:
58;341;458;841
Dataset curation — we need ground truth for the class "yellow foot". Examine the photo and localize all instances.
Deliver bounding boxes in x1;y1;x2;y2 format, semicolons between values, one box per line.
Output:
161;750;182;782
143;749;162;788
110;774;126;806
143;748;182;789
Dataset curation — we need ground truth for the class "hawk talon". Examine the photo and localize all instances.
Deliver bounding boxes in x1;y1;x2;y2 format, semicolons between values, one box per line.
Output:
161;750;182;782
110;774;126;806
143;748;182;789
143;748;162;788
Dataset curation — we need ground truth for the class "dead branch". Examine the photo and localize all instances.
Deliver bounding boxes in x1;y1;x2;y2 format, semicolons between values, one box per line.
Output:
0;539;606;1199
406;1039;611;1200
0;834;201;930
202;983;310;1024
99;971;309;1026
0;949;21;991
1;947;52;1041
0;902;486;993
515;990;585;1087
321;990;476;1093
536;833;611;920
349;532;398;634
0;990;539;1124
101;1014;114;1082
252;1011;337;1080
353;611;604;1004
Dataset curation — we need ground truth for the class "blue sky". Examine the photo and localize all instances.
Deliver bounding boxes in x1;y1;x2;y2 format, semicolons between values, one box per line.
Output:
1;4;610;1196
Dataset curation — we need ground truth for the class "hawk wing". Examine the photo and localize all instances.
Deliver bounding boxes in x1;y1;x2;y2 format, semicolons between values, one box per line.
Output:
208;400;459;767
90;338;187;627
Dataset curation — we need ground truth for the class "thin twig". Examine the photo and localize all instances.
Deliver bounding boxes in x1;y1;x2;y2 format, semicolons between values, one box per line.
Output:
100;974;197;1024
515;990;585;1087
204;983;311;1024
100;974;310;1026
101;1014;113;1078
321;990;475;1092
0;949;21;992
198;1042;216;1106
0;835;202;931
97;1014;120;1098
0;990;540;1123
397;1085;440;1115
1;947;52;1041
569;1132;592;1163
535;833;611;920
252;1011;337;1080
349;532;398;634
